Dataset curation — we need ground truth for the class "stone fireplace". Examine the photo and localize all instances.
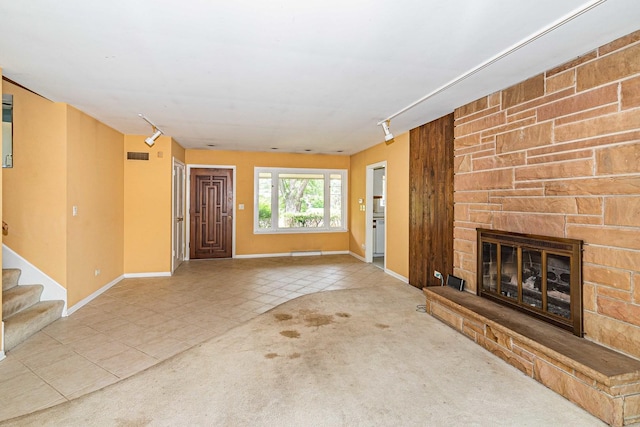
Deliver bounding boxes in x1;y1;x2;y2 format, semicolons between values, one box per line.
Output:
477;228;583;336
440;29;640;425
452;29;640;361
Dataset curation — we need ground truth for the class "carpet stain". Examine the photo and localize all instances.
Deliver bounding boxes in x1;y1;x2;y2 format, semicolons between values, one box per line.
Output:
304;313;334;327
375;323;390;329
288;352;301;359
274;313;293;321
336;312;351;318
264;353;279;359
280;330;301;338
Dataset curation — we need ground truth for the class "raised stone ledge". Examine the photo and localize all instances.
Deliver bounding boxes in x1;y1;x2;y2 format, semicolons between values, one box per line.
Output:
424;286;640;426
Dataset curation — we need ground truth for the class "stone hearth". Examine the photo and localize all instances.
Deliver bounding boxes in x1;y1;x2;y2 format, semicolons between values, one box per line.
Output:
424;286;640;426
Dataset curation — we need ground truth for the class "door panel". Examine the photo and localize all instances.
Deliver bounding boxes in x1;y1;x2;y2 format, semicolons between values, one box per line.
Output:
190;168;233;259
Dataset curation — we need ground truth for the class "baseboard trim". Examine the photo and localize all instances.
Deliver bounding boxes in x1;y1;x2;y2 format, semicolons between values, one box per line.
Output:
349;251;366;262
123;272;172;278
235;251;349;259
67;275;125;315
2;244;68;315
385;269;409;284
347;251;408;283
234;253;290;259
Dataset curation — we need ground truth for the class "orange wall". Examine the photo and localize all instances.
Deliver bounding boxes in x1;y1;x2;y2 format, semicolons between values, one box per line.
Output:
2;81;68;286
185;150;350;255
123;135;173;273
172;138;185;163
2;82;126;307
349;132;410;279
66;106;124;306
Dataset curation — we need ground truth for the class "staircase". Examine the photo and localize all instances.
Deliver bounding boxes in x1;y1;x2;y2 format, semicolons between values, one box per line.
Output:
2;268;64;351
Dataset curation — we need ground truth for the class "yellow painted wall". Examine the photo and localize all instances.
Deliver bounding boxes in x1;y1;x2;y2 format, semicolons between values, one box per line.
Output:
66;105;124;306
2;81;68;286
124;135;173;273
349;132;410;279
185;150;350;255
172;138;185;163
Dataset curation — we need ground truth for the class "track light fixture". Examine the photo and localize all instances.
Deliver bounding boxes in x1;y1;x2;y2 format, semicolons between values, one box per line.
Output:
138;113;164;147
145;130;163;147
380;120;394;144
375;0;606;140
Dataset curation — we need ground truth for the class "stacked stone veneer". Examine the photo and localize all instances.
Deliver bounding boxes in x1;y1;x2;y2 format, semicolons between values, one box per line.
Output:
453;30;640;360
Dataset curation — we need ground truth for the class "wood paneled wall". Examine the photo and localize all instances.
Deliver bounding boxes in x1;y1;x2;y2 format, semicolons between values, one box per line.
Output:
409;113;454;288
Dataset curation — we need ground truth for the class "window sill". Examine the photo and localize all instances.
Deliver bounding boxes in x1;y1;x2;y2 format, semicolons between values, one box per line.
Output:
254;228;348;235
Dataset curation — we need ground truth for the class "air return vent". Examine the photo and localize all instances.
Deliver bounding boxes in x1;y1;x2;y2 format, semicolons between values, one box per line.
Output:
127;152;149;161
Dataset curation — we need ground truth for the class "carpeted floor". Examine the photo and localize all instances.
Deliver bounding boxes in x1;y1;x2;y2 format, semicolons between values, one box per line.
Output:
2;284;605;426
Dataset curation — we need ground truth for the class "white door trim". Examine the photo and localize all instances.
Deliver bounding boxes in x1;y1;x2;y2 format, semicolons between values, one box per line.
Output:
185;164;237;260
365;161;386;265
172;158;186;273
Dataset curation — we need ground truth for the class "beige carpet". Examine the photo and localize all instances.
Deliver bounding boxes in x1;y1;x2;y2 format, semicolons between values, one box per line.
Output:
3;284;604;426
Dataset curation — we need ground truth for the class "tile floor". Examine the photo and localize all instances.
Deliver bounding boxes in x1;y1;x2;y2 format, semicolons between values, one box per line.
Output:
0;255;405;422
373;256;384;269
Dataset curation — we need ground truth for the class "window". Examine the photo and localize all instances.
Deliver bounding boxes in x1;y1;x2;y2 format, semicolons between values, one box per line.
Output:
255;168;348;233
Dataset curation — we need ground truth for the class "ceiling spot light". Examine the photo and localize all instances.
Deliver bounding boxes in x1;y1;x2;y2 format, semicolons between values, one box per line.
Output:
380;120;394;144
138;113;165;147
145;130;162;147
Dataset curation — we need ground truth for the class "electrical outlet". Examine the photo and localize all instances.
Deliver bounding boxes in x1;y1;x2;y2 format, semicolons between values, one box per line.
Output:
95;269;101;276
434;271;442;279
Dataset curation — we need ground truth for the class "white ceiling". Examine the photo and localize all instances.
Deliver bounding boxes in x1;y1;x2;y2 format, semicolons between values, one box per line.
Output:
1;0;639;154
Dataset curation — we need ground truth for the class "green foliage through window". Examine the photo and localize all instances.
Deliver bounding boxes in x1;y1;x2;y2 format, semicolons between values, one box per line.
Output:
255;168;346;233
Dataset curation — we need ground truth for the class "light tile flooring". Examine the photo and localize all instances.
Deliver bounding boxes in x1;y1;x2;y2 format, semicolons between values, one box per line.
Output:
373;256;384;269
0;255;405;422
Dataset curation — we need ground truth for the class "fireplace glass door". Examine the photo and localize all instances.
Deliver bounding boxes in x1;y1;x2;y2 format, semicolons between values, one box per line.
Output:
477;229;583;336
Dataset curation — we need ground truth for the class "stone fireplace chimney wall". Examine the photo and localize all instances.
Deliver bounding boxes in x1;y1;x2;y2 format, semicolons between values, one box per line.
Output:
453;30;640;359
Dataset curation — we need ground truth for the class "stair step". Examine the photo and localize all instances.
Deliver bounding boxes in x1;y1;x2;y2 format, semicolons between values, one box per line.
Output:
3;284;44;320
4;300;65;351
2;268;21;291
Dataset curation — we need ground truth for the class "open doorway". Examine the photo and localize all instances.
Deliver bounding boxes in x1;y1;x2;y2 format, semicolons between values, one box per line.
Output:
365;161;386;269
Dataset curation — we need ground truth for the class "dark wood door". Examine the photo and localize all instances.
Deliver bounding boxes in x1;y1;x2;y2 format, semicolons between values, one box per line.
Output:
190;168;233;259
409;113;454;289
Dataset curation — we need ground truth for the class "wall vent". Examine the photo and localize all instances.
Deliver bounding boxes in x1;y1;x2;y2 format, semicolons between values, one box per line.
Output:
291;251;322;257
127;152;149;161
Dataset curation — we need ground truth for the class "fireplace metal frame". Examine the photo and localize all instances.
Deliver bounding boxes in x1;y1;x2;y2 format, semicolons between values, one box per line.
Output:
477;229;583;336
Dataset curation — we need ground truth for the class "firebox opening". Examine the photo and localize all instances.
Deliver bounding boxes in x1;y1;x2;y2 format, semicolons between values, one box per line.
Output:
477;229;583;336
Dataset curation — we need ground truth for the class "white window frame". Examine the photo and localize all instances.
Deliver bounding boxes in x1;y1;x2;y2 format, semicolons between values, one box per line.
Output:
254;167;348;234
